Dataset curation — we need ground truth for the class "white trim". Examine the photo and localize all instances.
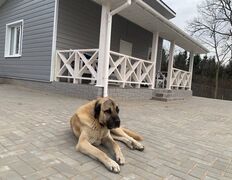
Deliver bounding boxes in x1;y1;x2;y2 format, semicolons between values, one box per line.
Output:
6;19;23;27
149;31;159;89
4;19;24;58
103;13;112;97
5;55;22;58
50;0;59;81
96;5;108;87
19;21;23;56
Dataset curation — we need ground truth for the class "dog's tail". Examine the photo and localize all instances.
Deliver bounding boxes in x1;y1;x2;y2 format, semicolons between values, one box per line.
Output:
121;127;143;141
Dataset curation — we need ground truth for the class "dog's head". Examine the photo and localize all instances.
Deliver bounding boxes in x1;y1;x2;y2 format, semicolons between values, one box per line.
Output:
94;97;120;129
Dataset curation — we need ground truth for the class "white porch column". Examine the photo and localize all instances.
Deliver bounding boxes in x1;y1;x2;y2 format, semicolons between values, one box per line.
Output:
188;52;194;90
96;4;112;97
149;31;159;89
166;41;175;89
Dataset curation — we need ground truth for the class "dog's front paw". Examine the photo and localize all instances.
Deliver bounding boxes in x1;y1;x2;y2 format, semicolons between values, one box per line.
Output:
133;142;145;151
116;153;125;165
106;159;120;173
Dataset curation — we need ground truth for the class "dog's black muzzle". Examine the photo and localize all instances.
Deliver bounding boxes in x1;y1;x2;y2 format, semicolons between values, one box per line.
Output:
107;116;120;129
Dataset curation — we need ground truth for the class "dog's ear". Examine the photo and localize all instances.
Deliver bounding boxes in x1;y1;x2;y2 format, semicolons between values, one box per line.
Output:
94;101;101;119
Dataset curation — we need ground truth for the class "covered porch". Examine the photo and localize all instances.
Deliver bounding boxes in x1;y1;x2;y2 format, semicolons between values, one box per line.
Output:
54;0;208;97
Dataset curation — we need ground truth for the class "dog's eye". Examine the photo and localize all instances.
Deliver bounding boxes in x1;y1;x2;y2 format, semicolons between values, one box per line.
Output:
116;106;119;113
104;109;111;114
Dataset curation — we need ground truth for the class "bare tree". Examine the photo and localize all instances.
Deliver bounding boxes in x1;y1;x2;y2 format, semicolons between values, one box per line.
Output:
188;0;232;99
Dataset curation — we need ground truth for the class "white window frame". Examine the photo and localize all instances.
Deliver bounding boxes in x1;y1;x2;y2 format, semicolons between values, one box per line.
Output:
4;19;24;58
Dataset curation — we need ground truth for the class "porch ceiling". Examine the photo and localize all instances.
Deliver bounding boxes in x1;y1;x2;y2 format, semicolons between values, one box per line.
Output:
93;0;209;54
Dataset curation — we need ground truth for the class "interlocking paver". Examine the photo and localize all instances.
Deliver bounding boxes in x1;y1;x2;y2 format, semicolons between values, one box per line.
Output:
9;160;36;176
1;84;232;179
52;162;78;178
0;170;23;180
47;173;69;180
23;167;57;180
189;166;207;179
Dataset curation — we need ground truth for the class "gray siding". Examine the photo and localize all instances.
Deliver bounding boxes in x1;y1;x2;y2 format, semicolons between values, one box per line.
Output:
57;0;153;60
56;0;101;50
111;15;153;59
0;0;55;81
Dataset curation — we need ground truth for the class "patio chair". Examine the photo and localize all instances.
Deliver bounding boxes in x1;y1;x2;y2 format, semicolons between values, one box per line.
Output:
155;71;167;88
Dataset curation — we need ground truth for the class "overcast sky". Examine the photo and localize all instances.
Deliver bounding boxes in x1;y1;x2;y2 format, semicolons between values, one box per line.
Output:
164;0;203;31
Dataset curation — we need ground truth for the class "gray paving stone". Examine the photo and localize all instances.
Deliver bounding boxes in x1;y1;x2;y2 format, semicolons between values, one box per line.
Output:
23;167;57;180
189;166;207;179
0;170;23;180
164;175;183;180
0;84;232;179
52;162;78;178
9;160;36;176
212;160;229;171
204;176;219;180
47;173;69;180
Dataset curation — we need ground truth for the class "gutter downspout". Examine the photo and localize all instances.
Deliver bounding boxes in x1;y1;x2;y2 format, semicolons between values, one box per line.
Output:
103;0;131;97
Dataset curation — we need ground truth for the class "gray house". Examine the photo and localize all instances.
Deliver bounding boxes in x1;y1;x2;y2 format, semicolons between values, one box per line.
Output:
0;0;208;100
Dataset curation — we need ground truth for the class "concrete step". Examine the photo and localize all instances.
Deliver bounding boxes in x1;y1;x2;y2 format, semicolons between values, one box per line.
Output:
153;89;173;93
155;92;174;98
152;96;185;102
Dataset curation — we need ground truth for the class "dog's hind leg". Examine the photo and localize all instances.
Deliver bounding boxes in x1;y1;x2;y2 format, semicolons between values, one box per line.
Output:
70;114;81;138
110;128;144;151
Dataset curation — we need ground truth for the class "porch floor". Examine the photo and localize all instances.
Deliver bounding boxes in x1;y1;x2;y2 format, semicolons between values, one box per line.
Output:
0;84;232;179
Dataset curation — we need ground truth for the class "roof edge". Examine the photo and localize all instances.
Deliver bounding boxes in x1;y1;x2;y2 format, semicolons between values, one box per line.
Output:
158;0;176;17
135;0;209;54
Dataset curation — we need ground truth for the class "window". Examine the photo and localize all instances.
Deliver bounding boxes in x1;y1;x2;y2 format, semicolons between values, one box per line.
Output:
5;20;23;57
119;40;133;56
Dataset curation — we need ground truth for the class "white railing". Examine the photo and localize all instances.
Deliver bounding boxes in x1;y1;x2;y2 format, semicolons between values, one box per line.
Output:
56;49;99;83
170;68;191;89
108;51;154;88
55;49;154;88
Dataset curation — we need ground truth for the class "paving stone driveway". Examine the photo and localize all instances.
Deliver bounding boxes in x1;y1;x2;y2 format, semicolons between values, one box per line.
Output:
0;84;232;180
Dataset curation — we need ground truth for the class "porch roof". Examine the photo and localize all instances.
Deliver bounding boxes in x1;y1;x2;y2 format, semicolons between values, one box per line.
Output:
93;0;209;54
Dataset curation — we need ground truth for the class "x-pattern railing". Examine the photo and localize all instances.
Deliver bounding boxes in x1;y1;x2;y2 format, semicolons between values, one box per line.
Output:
56;49;98;83
171;68;191;89
56;49;154;88
108;51;154;87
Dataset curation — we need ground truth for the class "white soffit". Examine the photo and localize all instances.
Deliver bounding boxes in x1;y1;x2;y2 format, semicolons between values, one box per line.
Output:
93;0;209;54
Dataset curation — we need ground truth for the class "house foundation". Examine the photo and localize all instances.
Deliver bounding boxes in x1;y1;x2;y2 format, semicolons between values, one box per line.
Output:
0;78;192;101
